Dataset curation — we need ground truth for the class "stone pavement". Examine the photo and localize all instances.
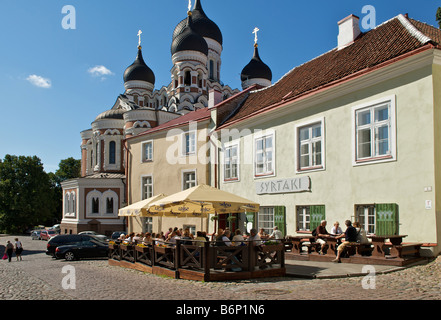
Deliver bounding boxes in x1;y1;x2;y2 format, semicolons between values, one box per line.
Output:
0;234;440;302
285;259;408;279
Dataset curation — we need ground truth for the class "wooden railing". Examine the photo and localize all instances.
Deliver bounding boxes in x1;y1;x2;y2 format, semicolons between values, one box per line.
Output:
108;239;285;275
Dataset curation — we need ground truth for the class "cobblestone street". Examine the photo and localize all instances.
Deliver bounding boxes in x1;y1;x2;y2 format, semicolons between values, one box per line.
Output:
1;235;440;303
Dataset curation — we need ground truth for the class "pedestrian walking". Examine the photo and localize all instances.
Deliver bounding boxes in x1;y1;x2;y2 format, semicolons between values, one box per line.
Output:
15;238;23;261
6;241;14;262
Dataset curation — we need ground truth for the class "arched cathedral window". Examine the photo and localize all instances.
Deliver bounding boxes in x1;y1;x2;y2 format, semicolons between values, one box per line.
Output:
184;70;191;86
109;141;116;164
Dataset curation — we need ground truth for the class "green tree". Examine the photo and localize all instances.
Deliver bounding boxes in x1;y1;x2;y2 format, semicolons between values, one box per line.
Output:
437;7;441;29
54;157;81;183
0;155;57;233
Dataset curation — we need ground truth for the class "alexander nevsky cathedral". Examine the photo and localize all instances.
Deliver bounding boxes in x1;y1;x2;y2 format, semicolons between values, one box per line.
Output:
60;0;273;235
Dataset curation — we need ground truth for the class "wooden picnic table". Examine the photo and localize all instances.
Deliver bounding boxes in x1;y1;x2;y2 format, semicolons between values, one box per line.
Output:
367;235;408;257
287;235;316;254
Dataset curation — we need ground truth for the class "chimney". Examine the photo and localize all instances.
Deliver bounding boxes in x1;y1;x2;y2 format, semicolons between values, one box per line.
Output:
208;88;223;108
337;14;361;50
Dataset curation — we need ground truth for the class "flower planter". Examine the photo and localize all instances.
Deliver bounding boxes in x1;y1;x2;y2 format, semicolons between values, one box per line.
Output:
135;245;150;253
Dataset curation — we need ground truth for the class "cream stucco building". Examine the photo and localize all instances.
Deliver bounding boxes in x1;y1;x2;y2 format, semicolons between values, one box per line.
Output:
212;14;441;256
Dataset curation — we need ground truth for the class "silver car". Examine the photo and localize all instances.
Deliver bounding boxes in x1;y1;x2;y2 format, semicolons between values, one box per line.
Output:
30;230;41;240
78;231;108;242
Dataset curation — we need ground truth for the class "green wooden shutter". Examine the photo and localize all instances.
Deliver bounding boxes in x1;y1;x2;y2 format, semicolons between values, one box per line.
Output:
375;203;398;236
274;206;286;237
310;205;326;232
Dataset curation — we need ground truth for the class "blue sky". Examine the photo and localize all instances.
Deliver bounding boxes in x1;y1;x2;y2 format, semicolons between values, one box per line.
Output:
0;0;439;173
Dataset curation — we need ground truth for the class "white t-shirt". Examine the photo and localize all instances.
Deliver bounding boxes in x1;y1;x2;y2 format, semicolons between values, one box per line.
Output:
270;230;283;239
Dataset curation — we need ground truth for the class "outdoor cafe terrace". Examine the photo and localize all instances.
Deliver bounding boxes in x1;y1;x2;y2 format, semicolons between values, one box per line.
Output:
108;237;286;282
107;232;424;282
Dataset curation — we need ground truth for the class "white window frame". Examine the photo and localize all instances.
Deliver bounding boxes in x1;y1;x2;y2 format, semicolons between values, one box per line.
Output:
257;207;275;235
294;118;325;173
86;190;102;216
141;140;154;162
182;131;196;156
352;95;396;166
223;142;240;182
253;130;275;178
355;204;376;235
182;169;197;190
102;190;118;216
296;206;311;231
141;175;154;200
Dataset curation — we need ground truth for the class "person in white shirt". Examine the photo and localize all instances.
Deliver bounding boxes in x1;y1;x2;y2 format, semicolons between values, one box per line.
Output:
15;238;23;261
330;221;343;235
232;229;245;246
269;226;283;240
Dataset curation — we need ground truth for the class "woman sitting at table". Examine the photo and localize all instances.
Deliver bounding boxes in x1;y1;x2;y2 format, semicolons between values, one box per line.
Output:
258;228;268;240
181;229;193;245
330;221;343;235
353;222;370;244
232;229;245;246
142;233;152;246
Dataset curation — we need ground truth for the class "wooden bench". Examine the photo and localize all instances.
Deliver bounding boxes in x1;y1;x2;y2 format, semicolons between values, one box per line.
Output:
341;243;373;257
389;243;422;259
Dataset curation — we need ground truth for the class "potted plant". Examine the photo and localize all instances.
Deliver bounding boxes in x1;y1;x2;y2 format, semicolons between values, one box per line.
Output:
210;215;219;221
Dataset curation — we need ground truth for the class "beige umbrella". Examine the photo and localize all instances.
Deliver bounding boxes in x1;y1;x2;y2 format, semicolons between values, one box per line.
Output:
118;194;167;217
147;200;215;218
147;184;260;215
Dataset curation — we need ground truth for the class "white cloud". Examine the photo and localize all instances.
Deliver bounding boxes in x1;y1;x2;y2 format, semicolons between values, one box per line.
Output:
26;74;52;88
88;65;114;79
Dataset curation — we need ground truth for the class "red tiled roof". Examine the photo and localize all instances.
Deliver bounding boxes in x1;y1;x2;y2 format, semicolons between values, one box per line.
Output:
220;15;440;128
130;107;211;139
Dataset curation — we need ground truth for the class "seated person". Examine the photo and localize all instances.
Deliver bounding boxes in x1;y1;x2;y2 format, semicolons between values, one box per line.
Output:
332;220;358;263
315;220;331;255
221;230;232;246
248;228;262;246
194;231;207;247
232;229;245;246
330;221;343;235
353;221;370;244
269;226;283;240
258;228;268;240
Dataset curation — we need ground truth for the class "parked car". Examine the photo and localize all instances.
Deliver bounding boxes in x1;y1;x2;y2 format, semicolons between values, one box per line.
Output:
78;231;108;242
40;229;58;241
30;230;41;240
46;234;105;257
111;231;126;240
54;238;109;261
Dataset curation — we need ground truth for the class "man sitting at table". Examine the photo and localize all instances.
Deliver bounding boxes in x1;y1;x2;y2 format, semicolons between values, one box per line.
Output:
332;220;358;263
315;220;331;255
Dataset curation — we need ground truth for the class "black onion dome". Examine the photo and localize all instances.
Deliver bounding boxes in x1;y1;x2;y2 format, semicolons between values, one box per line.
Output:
241;45;272;82
171;14;208;56
172;0;223;46
123;47;155;84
